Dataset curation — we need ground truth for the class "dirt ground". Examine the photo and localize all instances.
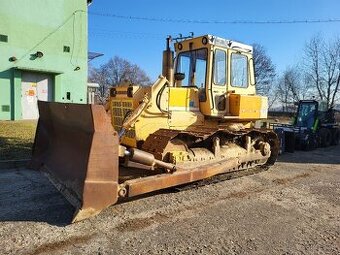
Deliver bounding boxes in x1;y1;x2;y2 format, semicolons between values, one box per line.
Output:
0;145;339;255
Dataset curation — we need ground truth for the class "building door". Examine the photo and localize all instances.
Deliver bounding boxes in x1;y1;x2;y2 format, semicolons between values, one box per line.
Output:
21;72;53;119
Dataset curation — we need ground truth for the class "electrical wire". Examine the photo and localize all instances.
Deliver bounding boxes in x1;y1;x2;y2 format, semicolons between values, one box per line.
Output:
70;13;77;67
89;30;164;40
89;11;340;25
89;27;164;37
6;10;86;70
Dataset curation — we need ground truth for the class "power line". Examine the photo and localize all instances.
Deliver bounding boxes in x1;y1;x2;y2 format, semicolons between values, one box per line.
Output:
89;28;164;38
89;29;165;40
88;27;168;40
89;11;340;25
90;32;164;40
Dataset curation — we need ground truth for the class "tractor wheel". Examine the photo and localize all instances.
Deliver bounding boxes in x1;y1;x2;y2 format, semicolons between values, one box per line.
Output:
319;128;332;147
302;133;317;151
294;136;302;150
330;128;340;146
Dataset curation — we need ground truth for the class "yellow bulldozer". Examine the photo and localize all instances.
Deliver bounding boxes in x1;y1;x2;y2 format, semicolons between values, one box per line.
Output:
31;35;279;222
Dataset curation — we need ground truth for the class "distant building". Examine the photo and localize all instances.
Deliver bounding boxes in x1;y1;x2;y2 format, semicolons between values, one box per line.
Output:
87;82;100;104
0;0;92;120
87;51;103;105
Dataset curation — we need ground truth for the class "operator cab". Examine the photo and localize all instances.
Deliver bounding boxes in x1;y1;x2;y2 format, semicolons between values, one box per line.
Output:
295;100;318;129
172;35;257;117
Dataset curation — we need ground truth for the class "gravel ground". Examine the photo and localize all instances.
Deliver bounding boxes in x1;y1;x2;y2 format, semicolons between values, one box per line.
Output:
0;145;339;255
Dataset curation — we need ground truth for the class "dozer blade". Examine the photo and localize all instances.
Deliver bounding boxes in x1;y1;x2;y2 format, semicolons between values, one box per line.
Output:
30;101;119;223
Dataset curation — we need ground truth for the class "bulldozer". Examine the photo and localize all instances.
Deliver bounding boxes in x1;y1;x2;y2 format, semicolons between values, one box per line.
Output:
31;35;279;223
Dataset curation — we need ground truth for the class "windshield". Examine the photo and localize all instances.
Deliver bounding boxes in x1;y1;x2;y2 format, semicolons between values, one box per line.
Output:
176;48;207;88
296;102;317;128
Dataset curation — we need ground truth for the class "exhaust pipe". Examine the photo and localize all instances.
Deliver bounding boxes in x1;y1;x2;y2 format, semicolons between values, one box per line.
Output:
162;36;174;86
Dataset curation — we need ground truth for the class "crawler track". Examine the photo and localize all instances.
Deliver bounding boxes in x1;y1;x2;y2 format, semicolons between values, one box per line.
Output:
142;127;279;165
139;126;279;192
173;165;269;192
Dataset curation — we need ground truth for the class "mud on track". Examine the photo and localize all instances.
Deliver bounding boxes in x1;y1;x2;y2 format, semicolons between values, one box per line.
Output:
0;145;339;255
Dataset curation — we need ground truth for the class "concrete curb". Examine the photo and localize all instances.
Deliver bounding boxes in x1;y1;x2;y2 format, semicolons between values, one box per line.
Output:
0;159;30;169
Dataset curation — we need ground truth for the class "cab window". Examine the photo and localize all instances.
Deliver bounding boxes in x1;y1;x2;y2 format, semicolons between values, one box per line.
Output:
176;48;207;88
213;49;226;85
231;53;248;88
296;103;317;128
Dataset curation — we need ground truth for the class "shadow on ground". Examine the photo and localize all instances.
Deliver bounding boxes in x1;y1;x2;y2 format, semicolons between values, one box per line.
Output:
0;120;36;160
277;145;340;165
0;136;33;160
0;168;74;226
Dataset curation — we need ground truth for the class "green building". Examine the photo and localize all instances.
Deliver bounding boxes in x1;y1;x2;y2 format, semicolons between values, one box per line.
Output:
0;0;91;120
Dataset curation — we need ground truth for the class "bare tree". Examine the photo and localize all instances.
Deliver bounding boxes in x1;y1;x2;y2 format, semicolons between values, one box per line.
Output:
89;56;151;104
104;56;151;86
88;65;110;105
276;67;310;112
252;43;276;95
252;43;277;109
303;35;340;108
324;38;340;108
304;35;323;101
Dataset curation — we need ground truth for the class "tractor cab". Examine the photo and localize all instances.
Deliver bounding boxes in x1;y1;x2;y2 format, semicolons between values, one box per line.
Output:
294;100;318;129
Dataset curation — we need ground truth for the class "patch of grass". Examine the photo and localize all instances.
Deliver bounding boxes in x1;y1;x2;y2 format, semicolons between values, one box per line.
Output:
0;121;37;160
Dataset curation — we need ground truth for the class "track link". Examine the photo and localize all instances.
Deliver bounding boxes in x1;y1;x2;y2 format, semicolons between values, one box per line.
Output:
173;165;269;192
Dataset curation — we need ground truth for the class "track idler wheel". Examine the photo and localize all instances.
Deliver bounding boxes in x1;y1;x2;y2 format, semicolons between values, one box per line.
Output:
258;141;271;156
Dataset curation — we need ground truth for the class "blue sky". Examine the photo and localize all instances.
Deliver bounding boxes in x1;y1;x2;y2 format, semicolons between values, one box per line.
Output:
88;0;340;81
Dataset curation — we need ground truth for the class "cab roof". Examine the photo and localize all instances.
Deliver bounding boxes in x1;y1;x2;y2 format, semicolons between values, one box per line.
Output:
174;35;253;53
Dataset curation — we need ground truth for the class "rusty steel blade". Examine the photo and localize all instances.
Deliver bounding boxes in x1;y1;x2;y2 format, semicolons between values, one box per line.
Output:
30;101;119;223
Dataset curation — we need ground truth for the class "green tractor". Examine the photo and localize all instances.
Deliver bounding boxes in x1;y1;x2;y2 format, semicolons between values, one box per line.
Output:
273;100;340;152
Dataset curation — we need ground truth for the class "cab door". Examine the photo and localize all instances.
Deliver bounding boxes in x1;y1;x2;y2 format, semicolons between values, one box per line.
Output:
211;48;228;116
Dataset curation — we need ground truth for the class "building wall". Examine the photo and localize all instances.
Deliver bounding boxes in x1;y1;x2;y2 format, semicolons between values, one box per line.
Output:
0;0;88;120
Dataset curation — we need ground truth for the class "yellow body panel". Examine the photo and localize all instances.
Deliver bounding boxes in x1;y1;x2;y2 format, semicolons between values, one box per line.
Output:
110;77;204;147
229;94;268;119
168;87;200;111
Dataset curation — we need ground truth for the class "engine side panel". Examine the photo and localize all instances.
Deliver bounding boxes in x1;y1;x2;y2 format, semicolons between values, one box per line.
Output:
229;94;268;119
